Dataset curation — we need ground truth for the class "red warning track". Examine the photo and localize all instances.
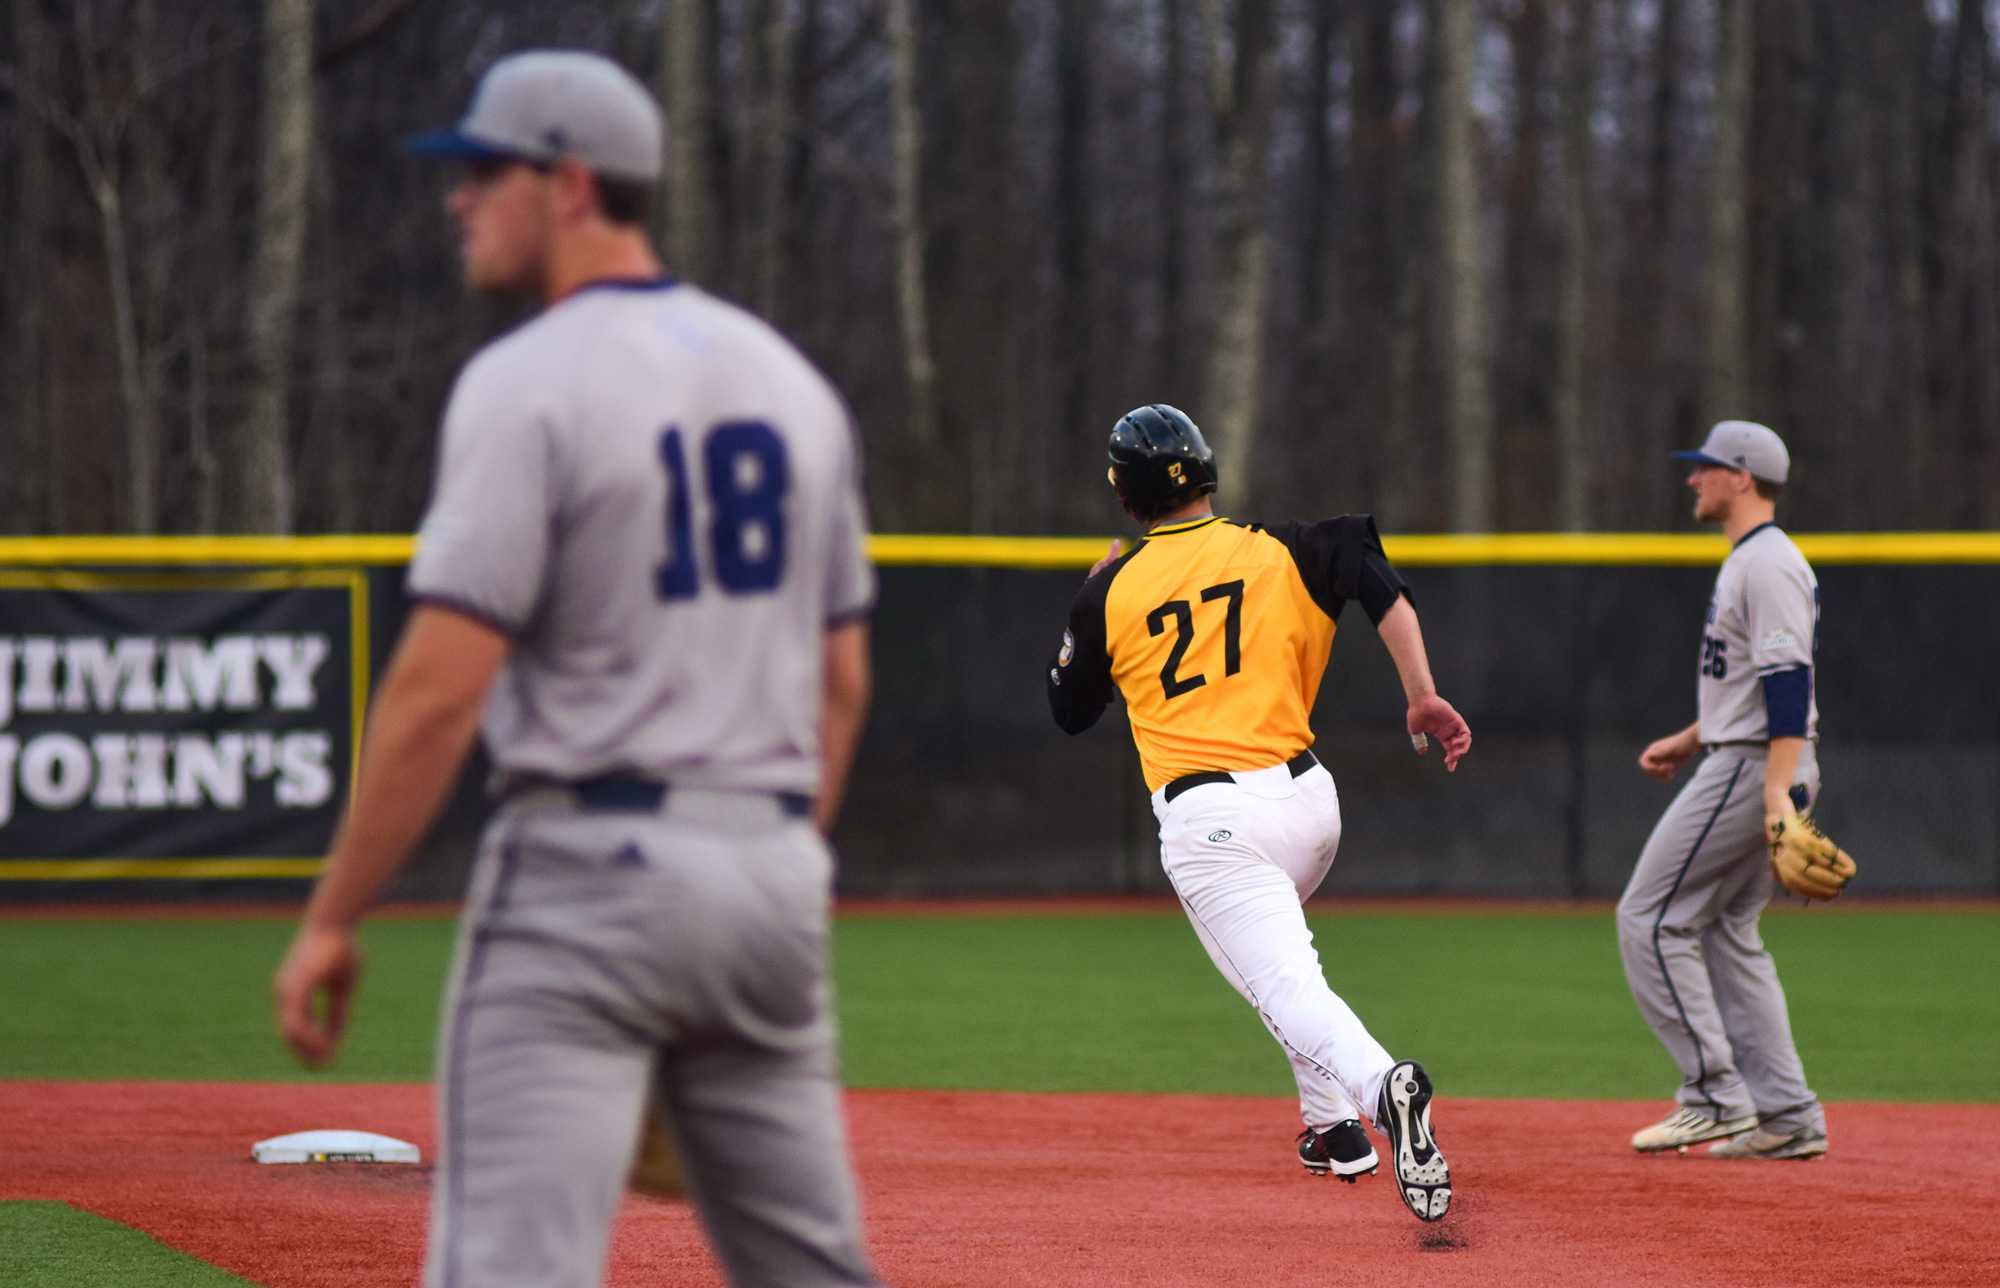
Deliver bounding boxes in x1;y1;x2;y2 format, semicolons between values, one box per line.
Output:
3;1081;1995;1287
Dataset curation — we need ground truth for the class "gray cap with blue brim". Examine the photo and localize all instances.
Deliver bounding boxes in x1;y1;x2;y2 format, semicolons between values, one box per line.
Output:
406;50;664;184
1670;419;1790;485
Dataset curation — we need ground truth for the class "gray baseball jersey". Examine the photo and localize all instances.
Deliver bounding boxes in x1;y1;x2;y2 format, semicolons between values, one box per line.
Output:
408;280;875;795
1617;520;1827;1150
1696;523;1818;745
411;278;881;1288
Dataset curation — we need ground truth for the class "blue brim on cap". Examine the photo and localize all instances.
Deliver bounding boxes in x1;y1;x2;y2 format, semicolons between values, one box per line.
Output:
404;127;521;162
1670;450;1738;469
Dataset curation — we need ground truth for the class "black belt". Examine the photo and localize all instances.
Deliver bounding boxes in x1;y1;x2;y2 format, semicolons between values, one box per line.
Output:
1703;738;1816;754
1163;749;1318;804
507;772;814;819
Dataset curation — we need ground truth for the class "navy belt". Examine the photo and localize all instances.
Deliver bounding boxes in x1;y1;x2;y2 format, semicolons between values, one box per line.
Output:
511;772;814;820
1162;748;1317;804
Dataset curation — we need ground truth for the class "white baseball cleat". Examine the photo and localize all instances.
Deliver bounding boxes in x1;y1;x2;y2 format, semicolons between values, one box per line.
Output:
1630;1107;1758;1153
1708;1126;1829;1160
1376;1060;1451;1222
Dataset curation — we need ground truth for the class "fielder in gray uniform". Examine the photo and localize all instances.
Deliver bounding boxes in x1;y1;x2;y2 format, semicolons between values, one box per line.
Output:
273;51;882;1287
1619;420;1829;1161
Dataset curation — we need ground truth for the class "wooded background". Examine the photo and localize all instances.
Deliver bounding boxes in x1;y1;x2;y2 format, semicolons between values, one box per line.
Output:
3;0;1996;538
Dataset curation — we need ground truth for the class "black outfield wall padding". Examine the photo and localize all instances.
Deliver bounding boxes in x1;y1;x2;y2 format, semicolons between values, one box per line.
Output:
0;536;1992;900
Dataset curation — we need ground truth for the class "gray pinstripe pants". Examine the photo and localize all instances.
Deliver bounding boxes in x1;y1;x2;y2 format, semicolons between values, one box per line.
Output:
423;789;879;1288
1614;745;1826;1136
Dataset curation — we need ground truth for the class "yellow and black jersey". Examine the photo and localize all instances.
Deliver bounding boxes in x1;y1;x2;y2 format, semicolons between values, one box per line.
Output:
1046;514;1409;791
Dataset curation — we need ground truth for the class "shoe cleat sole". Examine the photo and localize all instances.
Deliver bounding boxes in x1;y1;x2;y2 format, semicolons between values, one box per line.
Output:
1379;1062;1452;1224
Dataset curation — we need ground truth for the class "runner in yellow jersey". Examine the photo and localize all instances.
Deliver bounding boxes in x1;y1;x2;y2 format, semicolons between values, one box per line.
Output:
1045;404;1472;1224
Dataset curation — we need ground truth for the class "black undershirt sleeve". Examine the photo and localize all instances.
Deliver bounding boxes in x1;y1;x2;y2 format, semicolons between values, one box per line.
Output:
1046;551;1134;734
1263;515;1411;626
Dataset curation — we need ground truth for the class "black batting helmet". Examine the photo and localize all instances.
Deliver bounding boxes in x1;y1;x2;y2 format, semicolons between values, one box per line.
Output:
1108;404;1218;515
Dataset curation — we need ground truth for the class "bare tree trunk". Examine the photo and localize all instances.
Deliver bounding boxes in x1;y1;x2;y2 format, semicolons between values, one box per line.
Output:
887;0;936;448
1648;0;1681;241
96;176;158;533
1298;0;1340;352
1499;0;1551;527
753;0;799;322
781;0;821;331
241;0;314;534
1348;0;1412;520
1613;0;1684;520
663;0;714;281
1158;0;1190;389
1941;0;2000;525
307;134;353;533
1704;0;1751;417
1805;1;1872;523
7;0;53;532
1554;0;1597;530
190;33;244;534
1881;2;1932;518
1054;0;1097;458
187;298;220;534
1200;0;1278;493
1428;0;1493;531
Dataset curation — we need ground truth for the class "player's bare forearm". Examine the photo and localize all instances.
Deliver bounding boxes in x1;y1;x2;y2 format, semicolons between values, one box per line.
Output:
1638;721;1701;780
816;620;871;834
1376;596;1472;770
303;607;506;931
1375;596;1438;703
278;607;503;1065
1762;736;1806;815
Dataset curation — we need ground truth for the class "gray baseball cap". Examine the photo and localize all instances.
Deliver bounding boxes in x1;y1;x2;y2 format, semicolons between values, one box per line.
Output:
406;50;664;184
1670;419;1790;485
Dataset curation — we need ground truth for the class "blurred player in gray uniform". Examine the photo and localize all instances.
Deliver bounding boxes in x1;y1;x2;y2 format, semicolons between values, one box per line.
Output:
1619;420;1829;1161
273;51;882;1286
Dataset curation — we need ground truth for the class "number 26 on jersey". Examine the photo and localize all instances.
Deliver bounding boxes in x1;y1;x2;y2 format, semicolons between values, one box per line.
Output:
1700;634;1727;679
655;421;790;600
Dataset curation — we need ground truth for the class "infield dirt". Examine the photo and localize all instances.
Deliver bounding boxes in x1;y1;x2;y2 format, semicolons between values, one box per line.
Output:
4;1080;1995;1287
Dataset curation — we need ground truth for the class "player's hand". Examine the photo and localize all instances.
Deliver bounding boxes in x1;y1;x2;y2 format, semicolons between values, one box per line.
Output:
1088;538;1124;578
274;924;362;1068
1406;694;1471;772
1638;733;1697;782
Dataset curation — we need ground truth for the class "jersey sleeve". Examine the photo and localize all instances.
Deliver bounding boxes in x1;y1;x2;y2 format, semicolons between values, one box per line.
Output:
1742;557;1815;675
824;420;876;626
1265;515;1410;625
406;354;556;634
1742;555;1816;738
1046;561;1121;734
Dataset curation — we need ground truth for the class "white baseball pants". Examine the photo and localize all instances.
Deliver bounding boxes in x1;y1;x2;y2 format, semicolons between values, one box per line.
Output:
1152;758;1396;1131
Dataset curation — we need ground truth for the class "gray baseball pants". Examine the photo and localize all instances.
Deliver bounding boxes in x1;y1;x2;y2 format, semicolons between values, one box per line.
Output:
422;787;879;1288
1614;744;1826;1136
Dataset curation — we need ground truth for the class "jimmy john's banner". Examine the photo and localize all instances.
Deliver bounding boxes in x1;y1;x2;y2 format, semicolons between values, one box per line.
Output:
0;570;367;879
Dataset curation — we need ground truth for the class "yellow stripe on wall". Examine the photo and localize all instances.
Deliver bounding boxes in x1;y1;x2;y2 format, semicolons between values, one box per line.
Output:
0;859;324;881
0;531;1996;570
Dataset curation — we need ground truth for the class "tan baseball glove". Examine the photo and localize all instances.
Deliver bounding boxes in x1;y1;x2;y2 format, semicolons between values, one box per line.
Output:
1766;806;1857;900
628;1097;687;1199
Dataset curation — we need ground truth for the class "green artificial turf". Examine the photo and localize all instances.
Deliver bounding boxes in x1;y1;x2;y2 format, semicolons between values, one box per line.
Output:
831;905;2000;1101
0;905;1993;1100
0;1203;255;1286
0;919;451;1082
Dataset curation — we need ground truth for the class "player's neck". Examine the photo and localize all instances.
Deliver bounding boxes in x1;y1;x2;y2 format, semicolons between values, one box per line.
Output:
543;227;666;305
1147;498;1214;530
1718;499;1776;543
